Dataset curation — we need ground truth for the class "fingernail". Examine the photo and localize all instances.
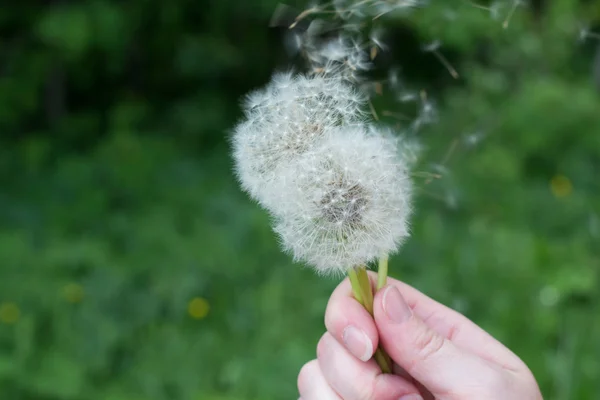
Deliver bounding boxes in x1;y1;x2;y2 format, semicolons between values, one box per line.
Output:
398;395;424;400
383;286;412;323
342;325;373;362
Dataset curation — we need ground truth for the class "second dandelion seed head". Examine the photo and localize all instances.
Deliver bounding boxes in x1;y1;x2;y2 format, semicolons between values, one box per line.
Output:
233;72;367;207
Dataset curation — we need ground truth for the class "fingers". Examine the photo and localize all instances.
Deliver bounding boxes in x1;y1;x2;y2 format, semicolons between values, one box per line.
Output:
318;276;541;399
298;359;342;400
316;332;424;400
382;276;524;370
374;285;510;397
325;278;379;362
327;273;524;371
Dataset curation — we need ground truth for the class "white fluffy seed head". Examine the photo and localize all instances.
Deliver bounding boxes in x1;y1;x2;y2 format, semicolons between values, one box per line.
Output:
271;126;412;275
232;72;367;206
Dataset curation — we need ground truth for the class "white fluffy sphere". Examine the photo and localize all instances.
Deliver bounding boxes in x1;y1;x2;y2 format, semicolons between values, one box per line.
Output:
232;72;366;207
271;126;412;274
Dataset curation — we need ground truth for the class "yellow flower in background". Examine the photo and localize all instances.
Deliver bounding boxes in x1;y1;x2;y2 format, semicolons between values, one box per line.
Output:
62;283;85;303
0;302;20;324
188;297;210;319
550;175;572;198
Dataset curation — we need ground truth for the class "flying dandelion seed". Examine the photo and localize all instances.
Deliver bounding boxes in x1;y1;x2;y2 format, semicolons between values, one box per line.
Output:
577;24;600;43
423;40;459;79
467;0;502;20
502;0;522;29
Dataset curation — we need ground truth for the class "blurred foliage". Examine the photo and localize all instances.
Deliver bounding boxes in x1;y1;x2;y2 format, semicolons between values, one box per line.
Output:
1;0;599;399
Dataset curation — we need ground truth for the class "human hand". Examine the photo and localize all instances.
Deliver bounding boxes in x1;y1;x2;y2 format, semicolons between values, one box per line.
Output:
298;273;543;399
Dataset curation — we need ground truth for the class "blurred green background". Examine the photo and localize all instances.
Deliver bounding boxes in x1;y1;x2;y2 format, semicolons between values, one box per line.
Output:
1;0;600;399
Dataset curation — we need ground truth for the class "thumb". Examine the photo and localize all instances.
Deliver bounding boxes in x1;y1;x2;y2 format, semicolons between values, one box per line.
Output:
374;285;502;397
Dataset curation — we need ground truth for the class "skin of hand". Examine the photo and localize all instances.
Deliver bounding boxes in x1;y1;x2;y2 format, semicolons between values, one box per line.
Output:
298;272;543;400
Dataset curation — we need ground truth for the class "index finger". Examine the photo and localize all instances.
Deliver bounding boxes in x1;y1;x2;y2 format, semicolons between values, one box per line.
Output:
324;277;380;362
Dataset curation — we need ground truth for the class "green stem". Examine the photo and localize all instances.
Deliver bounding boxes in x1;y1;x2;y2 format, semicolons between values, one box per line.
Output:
377;255;388;290
348;268;363;305
348;265;392;374
356;266;374;315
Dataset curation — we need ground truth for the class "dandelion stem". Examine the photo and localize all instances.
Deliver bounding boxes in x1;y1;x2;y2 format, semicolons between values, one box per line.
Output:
348;265;393;373
377;255;388;290
348;268;363;304
357;267;374;314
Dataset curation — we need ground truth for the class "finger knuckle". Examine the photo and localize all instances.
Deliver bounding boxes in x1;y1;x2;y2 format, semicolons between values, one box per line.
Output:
412;325;446;362
345;374;377;400
361;379;378;400
297;359;318;394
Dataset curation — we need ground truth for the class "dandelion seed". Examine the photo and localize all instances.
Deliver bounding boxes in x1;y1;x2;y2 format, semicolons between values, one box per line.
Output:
467;0;502;19
368;99;379;120
412;91;438;131
463;130;486;147
381;110;412;121
270;4;300;28
369;28;388;51
503;0;522;29
301;34;372;80
372;0;420;20
388;67;402;89
577;24;600;43
370;46;378;60
466;1;490;11
319;37;353;61
399;92;418;102
423;40;459;79
290;6;320;29
440;138;459;166
489;1;502;19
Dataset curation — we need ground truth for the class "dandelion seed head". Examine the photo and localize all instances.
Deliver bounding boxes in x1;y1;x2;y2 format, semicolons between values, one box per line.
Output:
272;126;412;274
233;73;367;205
